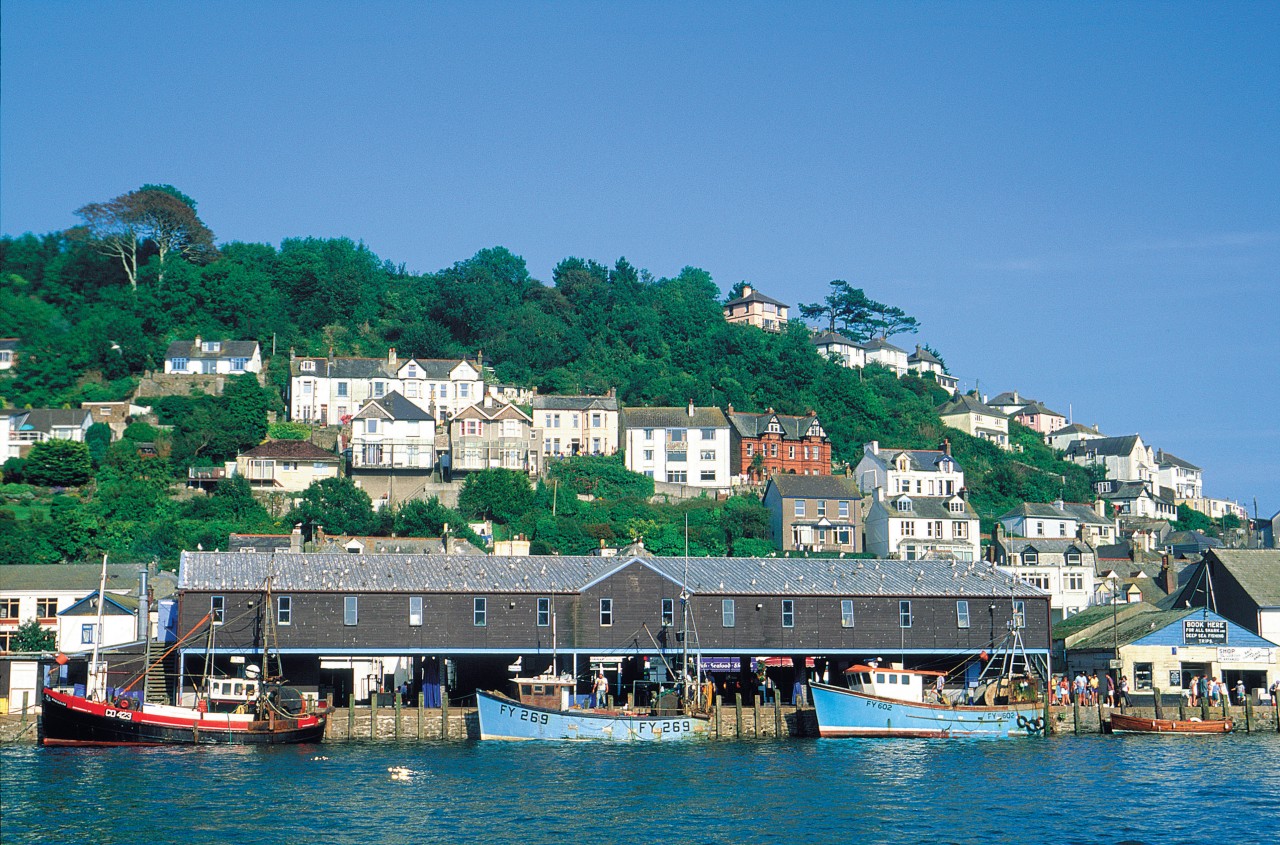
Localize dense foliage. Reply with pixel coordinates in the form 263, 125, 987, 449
0, 187, 1099, 565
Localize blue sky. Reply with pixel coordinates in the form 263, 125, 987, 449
3, 2, 1277, 515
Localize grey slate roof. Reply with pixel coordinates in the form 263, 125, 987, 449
292, 356, 390, 379
239, 440, 338, 460
989, 392, 1035, 407
229, 534, 295, 552
403, 358, 476, 380
725, 288, 789, 308
766, 475, 862, 500
1002, 539, 1094, 556
1048, 422, 1104, 438
884, 494, 978, 520
622, 406, 728, 429
937, 394, 1007, 419
0, 338, 17, 352
880, 449, 959, 473
1000, 502, 1071, 521
531, 395, 619, 412
14, 408, 91, 433
355, 391, 435, 421
178, 551, 1044, 599
165, 339, 259, 360
862, 337, 907, 354
1058, 502, 1113, 527
811, 331, 863, 349
1155, 450, 1201, 471
1065, 435, 1142, 459
1206, 549, 1280, 606
1016, 401, 1065, 418
727, 411, 821, 440
907, 346, 942, 365
0, 564, 175, 598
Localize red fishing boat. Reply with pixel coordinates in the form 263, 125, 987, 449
1108, 712, 1233, 734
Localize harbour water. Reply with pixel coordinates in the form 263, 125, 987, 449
3, 735, 1278, 843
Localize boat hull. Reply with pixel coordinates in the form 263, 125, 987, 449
476, 690, 710, 741
38, 689, 326, 746
810, 682, 1044, 738
1108, 712, 1233, 734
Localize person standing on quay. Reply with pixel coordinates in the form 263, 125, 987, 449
1105, 673, 1115, 708
1089, 672, 1099, 706
1196, 674, 1209, 707
1118, 676, 1132, 707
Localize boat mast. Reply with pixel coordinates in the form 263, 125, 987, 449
550, 582, 557, 677
88, 554, 109, 700
261, 576, 272, 680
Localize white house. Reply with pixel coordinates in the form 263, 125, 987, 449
623, 403, 732, 489
289, 348, 486, 425
864, 491, 981, 561
1094, 479, 1177, 521
862, 337, 909, 376
936, 394, 1010, 450
1156, 450, 1203, 500
1065, 434, 1157, 484
236, 440, 342, 493
811, 331, 867, 369
533, 392, 621, 457
0, 338, 16, 370
997, 500, 1119, 547
350, 391, 438, 473
1045, 423, 1106, 452
3, 408, 94, 458
854, 440, 964, 497
164, 337, 262, 375
991, 531, 1097, 622
56, 591, 141, 655
907, 346, 958, 394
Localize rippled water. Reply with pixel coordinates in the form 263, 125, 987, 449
4, 734, 1279, 844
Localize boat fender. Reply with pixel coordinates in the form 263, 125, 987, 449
114, 697, 134, 711
1188, 717, 1201, 722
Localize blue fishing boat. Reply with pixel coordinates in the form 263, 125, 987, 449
476, 676, 711, 742
810, 664, 1044, 738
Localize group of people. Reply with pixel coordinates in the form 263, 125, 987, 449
1052, 671, 1130, 707
1186, 675, 1248, 707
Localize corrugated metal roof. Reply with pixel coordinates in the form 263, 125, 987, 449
178, 552, 1044, 599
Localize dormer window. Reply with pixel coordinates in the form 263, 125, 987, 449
300, 360, 315, 372
1065, 549, 1081, 565
406, 364, 419, 378
895, 498, 912, 513
202, 341, 221, 353
767, 420, 782, 433
948, 500, 964, 514
1022, 550, 1038, 565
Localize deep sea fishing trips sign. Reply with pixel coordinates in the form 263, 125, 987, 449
1182, 619, 1228, 645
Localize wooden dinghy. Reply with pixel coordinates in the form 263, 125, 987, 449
1108, 711, 1233, 734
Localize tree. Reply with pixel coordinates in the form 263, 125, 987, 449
12, 618, 56, 652
71, 186, 217, 289
24, 440, 93, 486
867, 303, 920, 340
457, 469, 534, 524
287, 477, 377, 537
71, 195, 140, 287
85, 422, 113, 466
798, 280, 877, 338
720, 495, 771, 556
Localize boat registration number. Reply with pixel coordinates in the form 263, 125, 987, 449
104, 708, 134, 721
499, 704, 550, 725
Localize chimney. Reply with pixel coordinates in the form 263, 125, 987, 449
608, 386, 616, 398
442, 523, 451, 555
727, 402, 734, 414
1053, 498, 1065, 511
687, 400, 695, 418
328, 346, 335, 363
289, 347, 296, 362
866, 440, 879, 456
388, 347, 397, 370
1093, 424, 1100, 433
1160, 555, 1176, 594
291, 524, 303, 553
942, 438, 951, 457
742, 284, 753, 297
1094, 498, 1108, 518
476, 349, 484, 368
137, 568, 150, 642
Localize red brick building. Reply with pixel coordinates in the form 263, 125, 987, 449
727, 407, 831, 481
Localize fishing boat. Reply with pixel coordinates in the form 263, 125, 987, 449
39, 562, 326, 747
476, 674, 710, 741
39, 679, 328, 746
1107, 712, 1233, 735
810, 663, 1044, 738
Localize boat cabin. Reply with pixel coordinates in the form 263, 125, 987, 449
511, 676, 577, 711
843, 664, 945, 704
207, 663, 261, 712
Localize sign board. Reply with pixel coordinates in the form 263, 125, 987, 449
699, 657, 760, 673
1182, 619, 1228, 646
1108, 659, 1123, 669
1168, 670, 1182, 688
1217, 647, 1275, 665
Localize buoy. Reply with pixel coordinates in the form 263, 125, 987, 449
55, 653, 69, 666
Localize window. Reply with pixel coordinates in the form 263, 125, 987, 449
1059, 522, 1068, 537
211, 596, 225, 625
782, 600, 794, 628
0, 598, 18, 619
956, 601, 970, 628
899, 600, 912, 628
661, 598, 674, 627
817, 501, 826, 517
277, 596, 292, 626
1065, 550, 1081, 565
1036, 521, 1045, 536
895, 498, 912, 512
700, 450, 715, 461
722, 599, 736, 628
700, 470, 716, 481
36, 597, 57, 618
902, 520, 916, 537
374, 381, 385, 397
948, 500, 964, 513
1022, 551, 1038, 565
1066, 573, 1084, 591
644, 428, 654, 441
794, 500, 806, 518
670, 429, 686, 443
699, 428, 714, 440
746, 443, 754, 457
230, 357, 249, 372
839, 501, 849, 519
841, 600, 855, 628
171, 357, 188, 370
300, 360, 315, 372
643, 449, 654, 461
473, 597, 487, 627
537, 597, 551, 627
458, 383, 470, 398
668, 470, 688, 483
770, 444, 778, 457
337, 382, 349, 398
953, 521, 968, 539
366, 419, 378, 434
1134, 662, 1153, 690
81, 623, 96, 645
410, 596, 424, 626
599, 598, 613, 627
1013, 600, 1025, 629
344, 596, 358, 626
592, 413, 602, 428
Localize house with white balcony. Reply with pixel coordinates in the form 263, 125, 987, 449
723, 285, 790, 332
1094, 479, 1177, 521
864, 491, 981, 561
1065, 434, 1157, 484
811, 331, 866, 369
450, 396, 542, 476
937, 393, 1010, 450
863, 337, 909, 376
907, 346, 958, 394
235, 440, 341, 494
3, 408, 94, 458
1155, 450, 1203, 499
164, 337, 262, 375
1045, 422, 1106, 452
854, 440, 964, 498
623, 404, 732, 489
533, 392, 621, 457
348, 391, 439, 506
